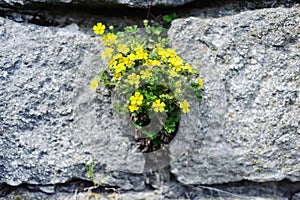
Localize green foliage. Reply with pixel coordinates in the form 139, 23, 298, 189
164, 108, 180, 134
90, 21, 204, 144
164, 119, 176, 133
125, 25, 138, 34
162, 13, 178, 23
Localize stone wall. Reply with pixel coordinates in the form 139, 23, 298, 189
0, 1, 299, 199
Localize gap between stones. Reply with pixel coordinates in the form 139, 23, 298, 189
1, 174, 300, 199
0, 0, 296, 30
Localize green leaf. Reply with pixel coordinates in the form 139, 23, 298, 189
164, 117, 177, 134
163, 13, 178, 23
164, 125, 176, 134
196, 89, 202, 101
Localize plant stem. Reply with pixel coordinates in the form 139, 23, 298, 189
147, 0, 153, 19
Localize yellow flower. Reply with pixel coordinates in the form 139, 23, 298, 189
117, 44, 130, 55
157, 48, 169, 60
129, 104, 139, 112
198, 77, 204, 88
102, 33, 118, 46
156, 43, 162, 48
111, 53, 123, 61
140, 70, 152, 80
101, 47, 114, 59
166, 48, 177, 57
172, 65, 183, 72
93, 22, 105, 35
114, 73, 122, 80
130, 92, 143, 106
127, 73, 140, 86
156, 46, 177, 61
107, 33, 117, 41
90, 78, 98, 91
146, 59, 161, 67
128, 53, 136, 61
134, 45, 144, 53
169, 56, 183, 67
135, 50, 148, 60
121, 57, 134, 68
109, 25, 114, 30
152, 99, 166, 112
109, 60, 117, 69
184, 64, 193, 73
115, 63, 126, 73
175, 80, 181, 87
128, 92, 143, 112
109, 53, 124, 69
180, 100, 190, 113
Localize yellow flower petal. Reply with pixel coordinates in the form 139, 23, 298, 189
90, 78, 98, 91
127, 73, 140, 86
198, 77, 204, 89
180, 100, 190, 113
117, 44, 130, 55
140, 70, 152, 80
101, 47, 114, 59
93, 22, 105, 35
129, 104, 139, 112
152, 99, 165, 112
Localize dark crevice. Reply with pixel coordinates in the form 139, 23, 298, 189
0, 178, 119, 198
197, 179, 300, 199
167, 170, 300, 199
0, 0, 298, 30
3, 177, 300, 199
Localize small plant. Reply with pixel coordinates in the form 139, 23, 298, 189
91, 20, 203, 152
162, 12, 178, 23
86, 160, 96, 186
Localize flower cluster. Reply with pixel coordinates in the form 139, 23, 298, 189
129, 92, 143, 112
91, 21, 203, 128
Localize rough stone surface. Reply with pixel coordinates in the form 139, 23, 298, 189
168, 6, 300, 184
0, 17, 146, 190
0, 0, 193, 8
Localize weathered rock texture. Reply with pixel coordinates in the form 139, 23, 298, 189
0, 0, 193, 8
168, 6, 300, 184
0, 17, 146, 190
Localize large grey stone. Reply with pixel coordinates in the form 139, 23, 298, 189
0, 0, 193, 8
0, 18, 146, 189
168, 6, 300, 184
